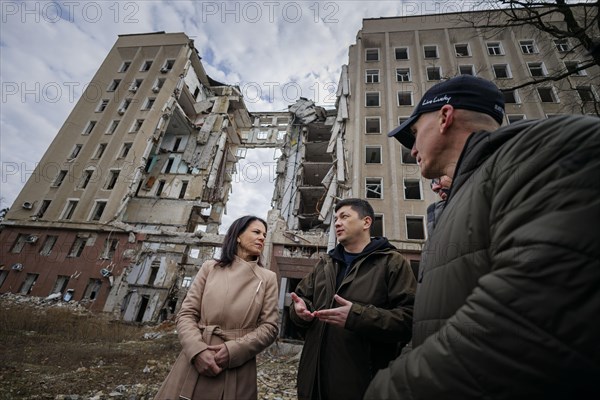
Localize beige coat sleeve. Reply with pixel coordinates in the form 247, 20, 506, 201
175, 261, 213, 363
225, 270, 279, 368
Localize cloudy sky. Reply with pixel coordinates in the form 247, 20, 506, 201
0, 0, 446, 231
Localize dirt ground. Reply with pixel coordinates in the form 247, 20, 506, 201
0, 293, 300, 400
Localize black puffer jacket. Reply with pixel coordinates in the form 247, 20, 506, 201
291, 237, 416, 400
365, 115, 600, 399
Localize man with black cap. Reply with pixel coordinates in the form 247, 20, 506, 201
365, 75, 600, 399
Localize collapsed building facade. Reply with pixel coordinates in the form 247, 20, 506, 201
2, 7, 598, 331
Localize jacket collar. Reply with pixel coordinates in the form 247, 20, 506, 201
328, 236, 395, 264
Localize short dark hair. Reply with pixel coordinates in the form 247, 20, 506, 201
216, 215, 267, 268
334, 198, 375, 220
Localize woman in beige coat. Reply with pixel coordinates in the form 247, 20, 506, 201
155, 215, 279, 400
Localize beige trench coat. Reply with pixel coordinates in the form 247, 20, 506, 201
155, 256, 279, 400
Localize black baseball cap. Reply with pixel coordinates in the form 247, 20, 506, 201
388, 75, 505, 148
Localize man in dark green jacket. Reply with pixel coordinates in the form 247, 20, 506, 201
366, 75, 600, 398
290, 198, 416, 400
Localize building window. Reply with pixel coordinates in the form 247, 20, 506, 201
487, 42, 503, 55
68, 237, 86, 257
79, 170, 94, 189
130, 119, 144, 133
459, 65, 475, 75
119, 61, 131, 72
366, 48, 379, 61
366, 178, 383, 199
365, 146, 382, 164
39, 235, 58, 256
163, 158, 175, 173
83, 279, 102, 300
179, 181, 189, 199
53, 170, 68, 187
507, 114, 525, 124
182, 276, 193, 288
371, 214, 384, 237
106, 120, 120, 134
120, 143, 132, 158
519, 40, 537, 54
162, 59, 175, 72
102, 239, 119, 260
528, 62, 546, 77
565, 61, 586, 76
426, 66, 442, 81
82, 121, 97, 135
156, 180, 166, 197
10, 234, 29, 253
61, 200, 78, 220
118, 98, 131, 114
130, 78, 144, 92
404, 179, 422, 200
493, 64, 511, 79
143, 98, 155, 110
395, 47, 409, 60
401, 146, 417, 164
406, 216, 425, 240
397, 91, 412, 106
538, 87, 558, 103
256, 130, 269, 140
106, 170, 120, 190
107, 79, 121, 92
152, 78, 165, 93
19, 274, 39, 295
396, 68, 411, 82
423, 45, 438, 59
454, 43, 470, 57
554, 39, 570, 52
68, 144, 82, 159
366, 69, 380, 83
576, 86, 596, 102
366, 92, 380, 107
90, 201, 107, 221
140, 60, 153, 72
94, 143, 107, 159
50, 275, 70, 295
36, 200, 51, 218
365, 117, 381, 134
501, 89, 520, 104
96, 99, 109, 112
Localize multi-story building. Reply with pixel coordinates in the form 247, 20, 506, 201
1, 8, 597, 328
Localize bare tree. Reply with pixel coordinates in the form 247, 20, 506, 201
459, 1, 600, 115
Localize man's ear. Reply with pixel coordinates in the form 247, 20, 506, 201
439, 104, 455, 134
363, 216, 373, 231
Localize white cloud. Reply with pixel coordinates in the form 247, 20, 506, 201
0, 0, 421, 218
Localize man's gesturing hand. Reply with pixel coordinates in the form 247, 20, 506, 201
291, 292, 315, 322
314, 294, 352, 328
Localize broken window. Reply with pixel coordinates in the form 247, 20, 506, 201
487, 42, 503, 55
366, 178, 383, 199
90, 201, 107, 221
19, 274, 39, 295
395, 47, 409, 60
96, 99, 109, 112
179, 181, 188, 199
406, 216, 425, 240
528, 62, 546, 77
40, 235, 58, 256
162, 59, 175, 71
82, 121, 97, 135
554, 39, 569, 52
396, 68, 411, 82
426, 66, 441, 81
404, 179, 422, 200
36, 200, 51, 218
53, 170, 68, 187
130, 78, 144, 92
366, 92, 380, 107
156, 180, 166, 197
366, 69, 380, 83
501, 89, 519, 104
10, 234, 29, 253
459, 65, 474, 75
164, 158, 175, 173
83, 278, 102, 300
519, 40, 537, 54
423, 45, 438, 58
454, 43, 470, 57
106, 170, 120, 190
61, 200, 78, 220
143, 98, 156, 110
365, 117, 380, 134
68, 237, 86, 257
140, 60, 153, 72
397, 91, 412, 106
365, 48, 379, 61
94, 143, 107, 159
107, 79, 121, 91
149, 262, 160, 285
51, 275, 70, 295
493, 64, 510, 79
102, 239, 119, 260
365, 146, 382, 164
79, 170, 93, 189
130, 119, 144, 133
538, 87, 557, 103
